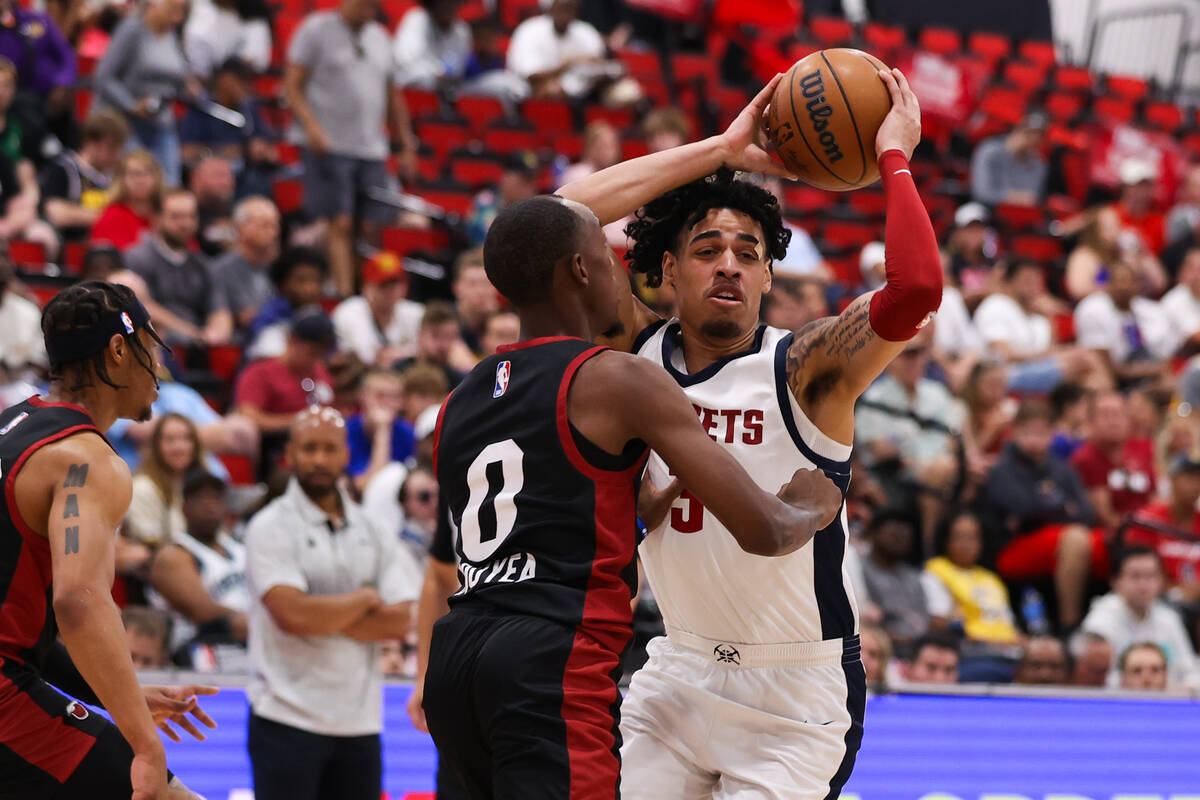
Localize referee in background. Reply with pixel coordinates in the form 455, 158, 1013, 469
245, 406, 419, 800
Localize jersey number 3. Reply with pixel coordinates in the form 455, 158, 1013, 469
460, 439, 525, 562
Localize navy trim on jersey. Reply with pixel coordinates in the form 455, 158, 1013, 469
660, 323, 768, 387
631, 319, 667, 356
824, 640, 866, 800
772, 334, 852, 477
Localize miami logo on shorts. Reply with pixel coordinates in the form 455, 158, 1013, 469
65, 701, 89, 721
494, 360, 511, 398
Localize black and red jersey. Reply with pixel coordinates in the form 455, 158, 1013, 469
0, 397, 108, 671
433, 337, 648, 650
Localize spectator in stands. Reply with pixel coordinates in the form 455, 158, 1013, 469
1074, 261, 1174, 385
246, 246, 328, 360
0, 58, 43, 166
860, 509, 929, 651
1115, 160, 1166, 257
855, 330, 964, 544
1070, 391, 1157, 530
333, 251, 424, 367
1049, 382, 1093, 460
923, 510, 1020, 650
1167, 165, 1200, 248
39, 111, 129, 244
902, 634, 960, 684
962, 359, 1014, 471
975, 260, 1105, 394
0, 255, 45, 378
184, 0, 272, 79
945, 203, 1002, 306
392, 0, 470, 89
558, 121, 621, 186
210, 195, 282, 332
0, 0, 74, 112
507, 0, 623, 102
762, 276, 828, 333
969, 112, 1048, 207
180, 58, 278, 183
236, 310, 336, 436
452, 247, 499, 355
122, 606, 171, 669
1012, 636, 1070, 685
1160, 248, 1200, 355
1119, 641, 1169, 691
478, 309, 520, 356
1071, 631, 1114, 686
125, 413, 206, 548
1127, 455, 1200, 604
464, 16, 505, 81
397, 467, 438, 566
642, 107, 690, 153
190, 155, 238, 256
346, 369, 415, 491
150, 470, 249, 652
0, 91, 51, 254
124, 188, 233, 345
91, 149, 162, 251
979, 398, 1103, 632
380, 638, 407, 677
1066, 205, 1166, 301
393, 300, 468, 390
285, 0, 417, 297
466, 150, 538, 245
760, 176, 833, 282
1081, 546, 1200, 688
860, 625, 892, 690
93, 0, 193, 185
398, 362, 449, 426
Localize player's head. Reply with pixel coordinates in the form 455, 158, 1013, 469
288, 406, 348, 500
41, 281, 165, 421
483, 194, 622, 340
626, 169, 790, 341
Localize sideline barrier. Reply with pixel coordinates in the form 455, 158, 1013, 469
150, 681, 1200, 799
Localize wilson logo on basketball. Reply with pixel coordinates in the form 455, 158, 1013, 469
65, 701, 88, 721
799, 70, 844, 164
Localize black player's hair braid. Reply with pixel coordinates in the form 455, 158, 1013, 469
41, 281, 159, 391
623, 168, 791, 288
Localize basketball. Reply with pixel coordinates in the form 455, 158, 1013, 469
766, 48, 894, 191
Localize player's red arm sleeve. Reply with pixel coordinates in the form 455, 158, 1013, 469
867, 149, 943, 342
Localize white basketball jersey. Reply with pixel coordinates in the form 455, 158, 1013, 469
152, 531, 250, 649
635, 321, 859, 644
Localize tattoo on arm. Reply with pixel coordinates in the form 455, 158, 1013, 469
61, 464, 88, 556
63, 463, 88, 488
784, 297, 879, 404
64, 526, 79, 555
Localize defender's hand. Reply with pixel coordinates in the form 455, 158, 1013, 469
637, 473, 683, 533
875, 68, 921, 160
777, 468, 843, 531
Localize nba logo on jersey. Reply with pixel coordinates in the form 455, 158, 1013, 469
120, 312, 134, 334
0, 412, 27, 436
493, 360, 511, 398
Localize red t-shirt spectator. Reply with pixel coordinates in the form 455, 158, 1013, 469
1070, 438, 1157, 517
1126, 502, 1200, 584
234, 357, 334, 416
1115, 204, 1165, 256
91, 202, 152, 251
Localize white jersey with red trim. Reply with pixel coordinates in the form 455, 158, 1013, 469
635, 320, 859, 645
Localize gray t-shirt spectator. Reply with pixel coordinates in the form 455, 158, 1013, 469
970, 136, 1048, 206
861, 557, 929, 645
93, 16, 189, 127
210, 250, 275, 323
126, 237, 225, 327
288, 12, 392, 160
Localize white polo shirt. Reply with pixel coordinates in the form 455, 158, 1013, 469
245, 478, 419, 736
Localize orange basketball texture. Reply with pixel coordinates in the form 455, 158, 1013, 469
767, 49, 893, 191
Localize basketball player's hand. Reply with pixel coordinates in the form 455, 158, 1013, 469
777, 468, 842, 531
637, 473, 683, 533
131, 748, 169, 800
407, 682, 428, 732
875, 68, 921, 160
143, 685, 219, 742
718, 72, 799, 180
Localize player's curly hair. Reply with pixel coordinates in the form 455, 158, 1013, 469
624, 168, 791, 288
41, 281, 159, 391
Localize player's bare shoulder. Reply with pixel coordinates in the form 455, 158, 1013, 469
14, 433, 131, 537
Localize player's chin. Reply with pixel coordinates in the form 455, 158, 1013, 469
699, 315, 745, 340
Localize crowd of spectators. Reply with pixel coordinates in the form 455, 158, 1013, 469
2, 0, 1200, 709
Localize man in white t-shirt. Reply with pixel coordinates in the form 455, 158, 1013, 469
507, 0, 611, 99
1074, 260, 1173, 384
974, 260, 1105, 392
1160, 247, 1200, 355
332, 251, 425, 366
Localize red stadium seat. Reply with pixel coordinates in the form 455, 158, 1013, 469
521, 98, 573, 136
1052, 312, 1075, 343
381, 0, 417, 28
847, 189, 886, 218
584, 106, 634, 131
993, 203, 1046, 232
1093, 95, 1135, 124
416, 120, 472, 161
451, 157, 504, 189
411, 154, 443, 182
1052, 65, 1094, 92
415, 188, 474, 218
9, 240, 46, 270
617, 48, 662, 83
552, 133, 583, 160
862, 22, 906, 57
206, 344, 243, 383
918, 27, 962, 56
808, 16, 855, 48
821, 220, 876, 251
272, 179, 304, 214
1011, 234, 1063, 262
1045, 91, 1086, 122
402, 88, 441, 119
74, 88, 92, 121
459, 0, 488, 21
218, 454, 255, 486
977, 86, 1028, 125
500, 0, 540, 30
381, 226, 450, 256
1018, 40, 1057, 69
456, 95, 507, 131
967, 32, 1011, 65
1002, 60, 1047, 93
783, 184, 833, 214
712, 0, 800, 31
61, 242, 87, 274
275, 143, 301, 166
482, 126, 540, 155
1145, 101, 1184, 132
273, 13, 305, 67
28, 283, 59, 307
1105, 75, 1148, 102
671, 52, 719, 88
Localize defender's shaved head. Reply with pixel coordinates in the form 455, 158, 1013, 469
483, 195, 589, 306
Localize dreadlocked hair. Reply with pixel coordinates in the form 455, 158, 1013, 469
41, 281, 158, 391
624, 168, 791, 288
